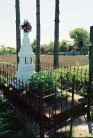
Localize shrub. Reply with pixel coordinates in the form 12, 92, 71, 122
28, 72, 57, 96
0, 123, 12, 137
57, 67, 89, 96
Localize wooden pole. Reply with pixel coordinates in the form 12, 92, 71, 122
15, 0, 21, 66
54, 0, 60, 68
36, 0, 41, 71
87, 26, 93, 121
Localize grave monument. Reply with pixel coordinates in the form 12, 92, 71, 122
12, 20, 35, 89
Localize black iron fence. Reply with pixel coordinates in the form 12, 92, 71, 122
0, 62, 89, 137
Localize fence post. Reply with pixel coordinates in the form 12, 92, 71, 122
0, 64, 1, 84
70, 75, 75, 136
39, 84, 44, 137
6, 64, 8, 85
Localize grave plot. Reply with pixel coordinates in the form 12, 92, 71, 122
2, 84, 86, 130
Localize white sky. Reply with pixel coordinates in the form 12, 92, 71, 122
0, 0, 93, 48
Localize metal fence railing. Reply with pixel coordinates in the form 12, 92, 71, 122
0, 62, 89, 137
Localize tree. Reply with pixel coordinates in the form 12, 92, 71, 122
15, 0, 21, 64
41, 44, 48, 54
54, 0, 60, 68
6, 47, 16, 54
36, 0, 41, 71
31, 39, 36, 53
0, 45, 6, 54
59, 40, 69, 52
69, 28, 89, 50
48, 41, 54, 53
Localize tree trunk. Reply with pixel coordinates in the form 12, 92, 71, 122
36, 0, 41, 71
54, 0, 60, 68
15, 0, 21, 66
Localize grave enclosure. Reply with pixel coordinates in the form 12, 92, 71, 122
0, 0, 93, 135
0, 62, 88, 137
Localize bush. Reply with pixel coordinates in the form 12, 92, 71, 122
28, 72, 57, 96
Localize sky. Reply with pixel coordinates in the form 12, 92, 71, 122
0, 0, 93, 48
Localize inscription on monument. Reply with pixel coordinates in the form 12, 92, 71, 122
25, 65, 32, 71
25, 57, 32, 64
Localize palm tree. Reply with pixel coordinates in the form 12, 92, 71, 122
54, 0, 60, 68
15, 0, 21, 65
36, 0, 41, 71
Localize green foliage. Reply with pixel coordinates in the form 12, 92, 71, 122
0, 95, 34, 137
69, 28, 89, 49
0, 95, 12, 137
0, 123, 12, 136
31, 39, 36, 53
47, 41, 54, 53
59, 40, 69, 52
57, 66, 89, 96
28, 65, 89, 97
41, 44, 48, 54
90, 107, 93, 121
28, 72, 57, 96
31, 40, 54, 54
0, 76, 7, 84
0, 45, 6, 54
6, 47, 16, 54
0, 45, 16, 55
41, 41, 54, 54
0, 94, 4, 106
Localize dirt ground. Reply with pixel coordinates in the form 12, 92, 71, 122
57, 113, 93, 137
0, 55, 89, 67
72, 114, 93, 137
